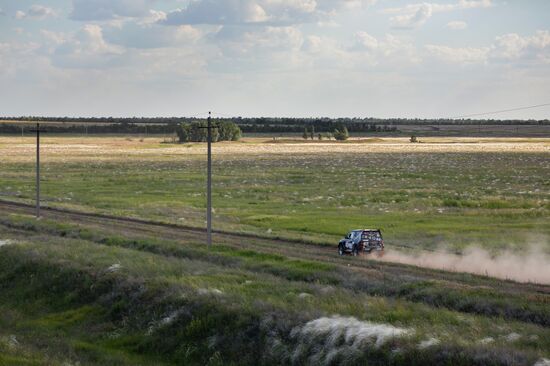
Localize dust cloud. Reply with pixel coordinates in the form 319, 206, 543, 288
372, 244, 550, 285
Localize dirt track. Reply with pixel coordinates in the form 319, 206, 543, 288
1, 199, 549, 297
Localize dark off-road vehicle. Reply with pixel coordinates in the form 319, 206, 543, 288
338, 229, 384, 256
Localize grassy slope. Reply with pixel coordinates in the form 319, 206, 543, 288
0, 213, 549, 365
0, 137, 548, 252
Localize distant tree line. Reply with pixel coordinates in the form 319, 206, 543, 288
0, 116, 548, 135
0, 122, 178, 135
2, 116, 548, 126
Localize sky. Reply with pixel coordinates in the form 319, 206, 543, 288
0, 0, 549, 119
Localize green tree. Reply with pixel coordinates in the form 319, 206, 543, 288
177, 121, 241, 143
176, 124, 190, 143
310, 125, 315, 140
302, 127, 308, 140
218, 121, 242, 141
334, 126, 349, 141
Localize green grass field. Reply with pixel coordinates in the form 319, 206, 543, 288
0, 136, 549, 365
0, 212, 549, 365
1, 136, 548, 252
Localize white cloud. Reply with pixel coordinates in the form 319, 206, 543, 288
163, 0, 376, 26
104, 22, 202, 49
15, 5, 57, 20
265, 0, 317, 14
297, 31, 421, 70
425, 30, 550, 65
137, 10, 168, 26
52, 25, 125, 69
390, 3, 432, 29
353, 32, 418, 62
204, 25, 308, 73
425, 44, 489, 64
41, 30, 67, 45
70, 0, 151, 21
355, 31, 379, 51
301, 35, 325, 53
216, 25, 304, 56
446, 20, 468, 30
316, 0, 377, 11
491, 30, 550, 62
0, 8, 5, 16
383, 0, 493, 29
164, 0, 273, 25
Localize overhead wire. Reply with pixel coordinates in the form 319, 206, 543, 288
450, 103, 550, 119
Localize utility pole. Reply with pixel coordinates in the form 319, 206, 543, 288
198, 112, 219, 249
206, 112, 213, 250
198, 112, 218, 250
35, 123, 41, 218
29, 123, 48, 218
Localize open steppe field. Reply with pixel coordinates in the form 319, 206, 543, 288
0, 136, 549, 365
1, 136, 549, 252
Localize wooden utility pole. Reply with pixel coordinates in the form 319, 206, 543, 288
33, 123, 41, 218
199, 112, 217, 250
37, 124, 40, 217
206, 112, 212, 250
29, 123, 49, 218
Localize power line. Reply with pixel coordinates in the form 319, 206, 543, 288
209, 112, 235, 118
451, 103, 550, 119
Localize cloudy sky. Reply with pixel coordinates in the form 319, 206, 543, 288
0, 0, 549, 119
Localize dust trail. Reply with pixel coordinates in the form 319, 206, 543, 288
371, 244, 550, 285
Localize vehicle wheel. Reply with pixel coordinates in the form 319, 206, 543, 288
352, 246, 358, 256
338, 246, 344, 256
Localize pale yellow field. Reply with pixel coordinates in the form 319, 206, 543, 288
1, 136, 549, 163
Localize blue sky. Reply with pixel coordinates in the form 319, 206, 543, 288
0, 0, 549, 119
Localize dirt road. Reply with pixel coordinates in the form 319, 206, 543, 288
1, 199, 548, 297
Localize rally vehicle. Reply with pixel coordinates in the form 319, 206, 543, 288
338, 229, 384, 256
